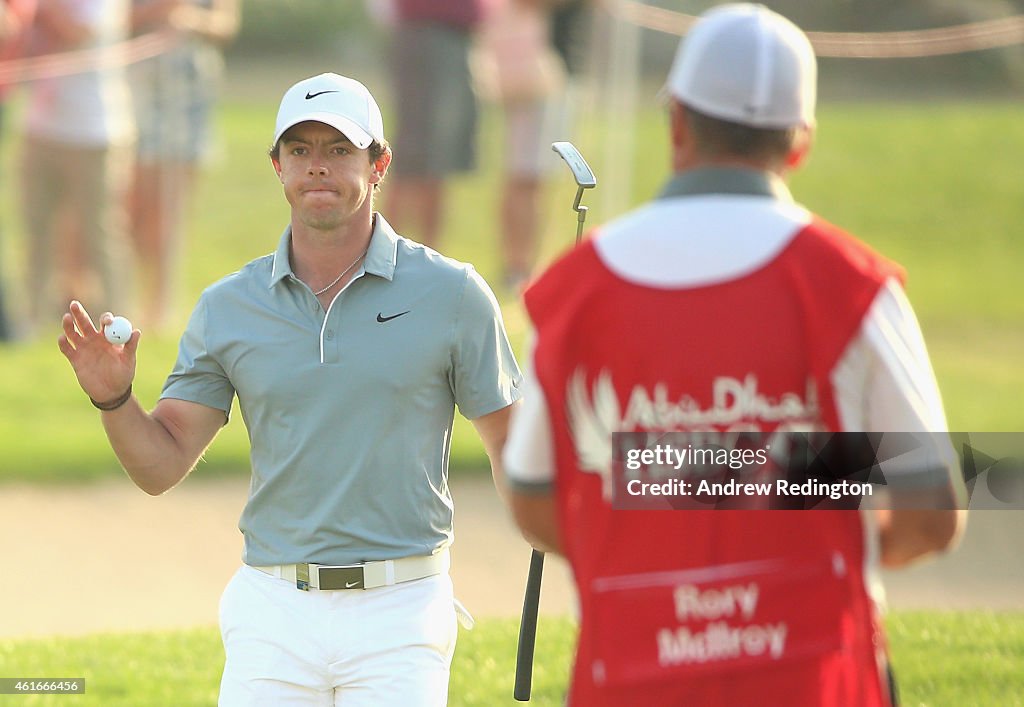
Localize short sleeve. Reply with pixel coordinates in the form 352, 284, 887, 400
832, 278, 959, 486
160, 294, 236, 415
450, 268, 523, 419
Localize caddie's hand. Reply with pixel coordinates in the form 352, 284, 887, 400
57, 301, 139, 404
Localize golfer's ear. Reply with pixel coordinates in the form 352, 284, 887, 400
371, 147, 392, 183
271, 154, 283, 181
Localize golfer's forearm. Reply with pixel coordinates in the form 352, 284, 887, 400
99, 400, 197, 495
473, 403, 516, 504
489, 465, 510, 505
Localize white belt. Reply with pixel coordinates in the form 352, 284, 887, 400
251, 548, 449, 591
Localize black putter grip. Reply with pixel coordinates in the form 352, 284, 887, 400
514, 549, 546, 701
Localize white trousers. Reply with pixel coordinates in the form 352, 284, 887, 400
218, 565, 457, 706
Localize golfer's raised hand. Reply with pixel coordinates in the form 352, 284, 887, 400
58, 300, 139, 405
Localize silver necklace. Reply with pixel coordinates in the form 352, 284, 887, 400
312, 247, 369, 296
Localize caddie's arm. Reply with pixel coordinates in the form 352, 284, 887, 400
505, 484, 561, 555
877, 507, 966, 569
58, 301, 226, 496
850, 280, 968, 567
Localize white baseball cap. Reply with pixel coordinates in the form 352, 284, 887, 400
666, 3, 817, 129
273, 73, 385, 149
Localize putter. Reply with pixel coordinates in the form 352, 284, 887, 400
551, 141, 598, 245
513, 142, 597, 703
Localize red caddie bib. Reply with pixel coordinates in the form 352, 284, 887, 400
525, 216, 904, 707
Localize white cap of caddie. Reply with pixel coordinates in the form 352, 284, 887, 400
273, 73, 385, 149
666, 3, 817, 129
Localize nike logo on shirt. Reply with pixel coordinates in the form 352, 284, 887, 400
377, 311, 410, 323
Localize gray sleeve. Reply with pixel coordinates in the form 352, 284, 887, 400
450, 268, 523, 419
160, 294, 235, 414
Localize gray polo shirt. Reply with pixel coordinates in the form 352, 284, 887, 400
161, 214, 522, 565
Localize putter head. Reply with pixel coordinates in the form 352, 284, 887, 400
552, 141, 597, 189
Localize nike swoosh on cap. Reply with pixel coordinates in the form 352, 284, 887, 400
305, 90, 339, 100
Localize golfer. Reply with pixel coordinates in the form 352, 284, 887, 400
59, 72, 522, 706
502, 5, 965, 706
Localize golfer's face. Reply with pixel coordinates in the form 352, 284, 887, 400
274, 121, 375, 231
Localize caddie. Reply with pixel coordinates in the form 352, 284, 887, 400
59, 72, 522, 706
501, 5, 966, 706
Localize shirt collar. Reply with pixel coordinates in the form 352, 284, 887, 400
657, 167, 793, 202
268, 212, 399, 289
268, 226, 295, 288
363, 213, 399, 281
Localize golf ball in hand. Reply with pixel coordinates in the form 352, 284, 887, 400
104, 316, 133, 345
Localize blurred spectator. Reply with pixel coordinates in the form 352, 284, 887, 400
384, 0, 494, 251
128, 0, 239, 330
550, 0, 589, 78
0, 0, 37, 341
477, 0, 565, 290
19, 0, 135, 335
476, 0, 591, 290
363, 0, 396, 28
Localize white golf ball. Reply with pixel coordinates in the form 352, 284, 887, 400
104, 316, 133, 345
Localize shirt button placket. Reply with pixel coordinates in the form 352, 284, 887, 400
322, 326, 342, 363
